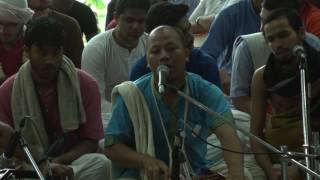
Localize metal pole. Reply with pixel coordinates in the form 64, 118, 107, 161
20, 138, 46, 180
299, 58, 312, 180
280, 146, 289, 180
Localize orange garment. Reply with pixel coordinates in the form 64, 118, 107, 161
299, 1, 320, 37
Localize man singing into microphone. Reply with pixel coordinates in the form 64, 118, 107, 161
250, 8, 320, 180
104, 25, 244, 180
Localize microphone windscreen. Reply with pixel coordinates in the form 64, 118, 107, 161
157, 64, 169, 74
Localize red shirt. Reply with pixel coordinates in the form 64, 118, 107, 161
300, 1, 320, 37
0, 39, 24, 78
0, 69, 104, 151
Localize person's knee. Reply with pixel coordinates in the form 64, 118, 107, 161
85, 153, 110, 169
72, 153, 111, 180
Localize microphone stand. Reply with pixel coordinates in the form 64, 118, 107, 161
171, 131, 192, 180
298, 55, 312, 180
17, 116, 46, 180
171, 132, 181, 180
19, 136, 46, 180
165, 85, 320, 179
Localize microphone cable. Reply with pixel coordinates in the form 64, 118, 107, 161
167, 107, 290, 157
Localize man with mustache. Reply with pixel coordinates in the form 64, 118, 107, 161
82, 0, 150, 126
0, 17, 108, 180
0, 0, 33, 84
130, 2, 221, 88
250, 8, 320, 180
105, 25, 244, 180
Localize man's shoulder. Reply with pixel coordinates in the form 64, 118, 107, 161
239, 32, 264, 42
85, 30, 112, 49
219, 0, 249, 16
76, 69, 98, 85
72, 1, 92, 12
134, 74, 152, 88
133, 73, 152, 86
0, 75, 16, 93
187, 73, 215, 89
187, 73, 225, 102
50, 10, 79, 27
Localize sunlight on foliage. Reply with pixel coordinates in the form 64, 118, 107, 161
84, 0, 106, 9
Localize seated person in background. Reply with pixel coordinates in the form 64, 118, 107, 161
105, 25, 244, 180
298, 0, 320, 37
105, 0, 117, 30
51, 0, 98, 41
250, 8, 320, 180
230, 0, 320, 114
28, 0, 84, 68
200, 0, 262, 94
105, 0, 167, 30
169, 0, 199, 17
189, 0, 226, 34
0, 0, 33, 83
130, 2, 221, 88
82, 0, 150, 126
0, 17, 108, 180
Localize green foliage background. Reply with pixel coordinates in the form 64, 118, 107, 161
82, 0, 108, 34
84, 0, 106, 9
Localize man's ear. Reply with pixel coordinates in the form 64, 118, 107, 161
113, 12, 119, 22
184, 48, 191, 62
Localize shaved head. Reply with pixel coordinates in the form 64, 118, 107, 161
147, 25, 185, 49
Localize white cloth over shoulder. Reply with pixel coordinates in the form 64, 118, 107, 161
111, 81, 155, 180
11, 56, 86, 159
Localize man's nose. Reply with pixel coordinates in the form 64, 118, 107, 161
159, 49, 170, 63
272, 39, 284, 50
44, 54, 58, 65
132, 21, 140, 30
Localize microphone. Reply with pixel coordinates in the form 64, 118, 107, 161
292, 45, 307, 59
157, 65, 170, 94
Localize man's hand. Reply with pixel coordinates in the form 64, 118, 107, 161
41, 162, 74, 180
140, 154, 170, 180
